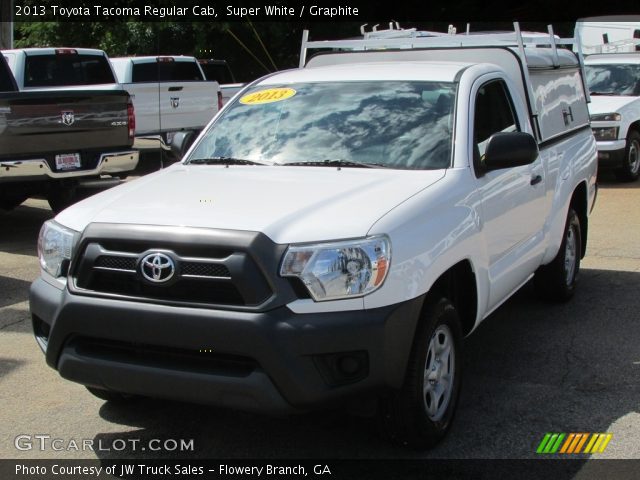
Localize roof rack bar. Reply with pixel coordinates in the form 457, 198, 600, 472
574, 31, 591, 103
299, 30, 578, 67
513, 22, 539, 120
547, 24, 559, 67
299, 29, 309, 68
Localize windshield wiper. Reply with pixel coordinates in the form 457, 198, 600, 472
282, 159, 389, 169
187, 157, 266, 166
589, 91, 617, 96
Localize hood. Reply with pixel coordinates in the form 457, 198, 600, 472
588, 95, 638, 115
57, 164, 445, 244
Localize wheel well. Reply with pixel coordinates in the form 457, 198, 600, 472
628, 121, 640, 137
427, 260, 477, 336
570, 182, 588, 259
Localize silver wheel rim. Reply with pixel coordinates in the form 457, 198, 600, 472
423, 324, 455, 421
564, 224, 577, 286
628, 139, 640, 175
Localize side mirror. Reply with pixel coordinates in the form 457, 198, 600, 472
482, 132, 538, 172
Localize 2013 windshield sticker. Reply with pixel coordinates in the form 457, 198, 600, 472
240, 88, 296, 105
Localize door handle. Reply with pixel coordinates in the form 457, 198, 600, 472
530, 174, 542, 186
168, 86, 183, 92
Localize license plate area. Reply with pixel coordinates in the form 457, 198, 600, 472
55, 153, 81, 170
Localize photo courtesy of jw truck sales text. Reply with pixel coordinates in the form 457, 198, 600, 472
28, 23, 597, 448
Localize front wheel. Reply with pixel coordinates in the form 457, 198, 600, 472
534, 208, 581, 301
615, 130, 640, 182
380, 297, 463, 449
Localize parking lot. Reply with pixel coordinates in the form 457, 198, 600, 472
0, 175, 639, 461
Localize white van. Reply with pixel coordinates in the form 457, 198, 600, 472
575, 16, 640, 54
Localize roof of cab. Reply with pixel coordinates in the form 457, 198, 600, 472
258, 61, 473, 85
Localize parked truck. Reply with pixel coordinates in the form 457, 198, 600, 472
198, 58, 245, 106
30, 24, 597, 448
0, 51, 138, 211
575, 18, 640, 181
109, 55, 219, 162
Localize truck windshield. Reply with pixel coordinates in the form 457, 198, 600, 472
188, 81, 456, 170
24, 54, 115, 87
585, 64, 640, 96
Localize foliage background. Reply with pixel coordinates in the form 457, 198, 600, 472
14, 21, 574, 83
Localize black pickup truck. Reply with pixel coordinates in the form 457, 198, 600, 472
0, 53, 138, 211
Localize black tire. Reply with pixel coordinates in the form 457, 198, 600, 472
615, 130, 640, 182
534, 208, 581, 301
47, 188, 77, 213
380, 297, 463, 449
85, 386, 136, 403
0, 195, 28, 211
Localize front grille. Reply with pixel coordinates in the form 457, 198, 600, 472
182, 262, 230, 278
73, 239, 272, 308
72, 337, 258, 377
95, 255, 136, 271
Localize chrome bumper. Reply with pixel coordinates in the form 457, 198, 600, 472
0, 151, 139, 181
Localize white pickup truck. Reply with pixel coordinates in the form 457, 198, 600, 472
583, 54, 640, 181
30, 25, 597, 449
109, 56, 219, 161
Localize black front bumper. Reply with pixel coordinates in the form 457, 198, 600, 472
597, 147, 625, 169
30, 278, 423, 414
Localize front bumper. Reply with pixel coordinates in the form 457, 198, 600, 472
595, 141, 626, 169
30, 278, 423, 414
0, 150, 139, 181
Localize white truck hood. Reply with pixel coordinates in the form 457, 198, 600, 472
588, 95, 638, 114
57, 165, 445, 244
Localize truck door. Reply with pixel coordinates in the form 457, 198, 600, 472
472, 78, 546, 310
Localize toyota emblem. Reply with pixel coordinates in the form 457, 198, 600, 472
140, 252, 175, 283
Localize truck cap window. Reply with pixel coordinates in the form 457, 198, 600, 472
188, 81, 456, 170
24, 54, 115, 87
586, 64, 640, 96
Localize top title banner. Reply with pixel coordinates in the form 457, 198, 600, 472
10, 0, 640, 22
15, 3, 362, 21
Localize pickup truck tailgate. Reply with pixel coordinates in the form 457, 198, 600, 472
0, 89, 131, 157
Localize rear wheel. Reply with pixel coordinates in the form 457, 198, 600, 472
0, 195, 28, 211
47, 187, 77, 213
534, 208, 581, 301
381, 297, 462, 449
615, 130, 640, 182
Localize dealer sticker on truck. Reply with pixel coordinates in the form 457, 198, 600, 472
240, 88, 297, 105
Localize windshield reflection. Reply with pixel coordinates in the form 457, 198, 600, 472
189, 81, 457, 170
586, 64, 640, 96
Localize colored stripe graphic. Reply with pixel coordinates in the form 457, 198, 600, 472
537, 433, 612, 454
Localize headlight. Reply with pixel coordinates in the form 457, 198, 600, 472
37, 221, 78, 277
280, 236, 391, 301
590, 113, 621, 122
592, 127, 619, 141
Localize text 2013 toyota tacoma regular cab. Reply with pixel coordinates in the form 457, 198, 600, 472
30, 26, 597, 448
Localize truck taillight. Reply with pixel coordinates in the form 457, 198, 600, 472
55, 48, 78, 55
217, 91, 223, 110
127, 100, 135, 139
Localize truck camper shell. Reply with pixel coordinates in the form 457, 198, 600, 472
300, 23, 591, 144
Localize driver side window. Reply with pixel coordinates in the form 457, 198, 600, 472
473, 80, 519, 168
